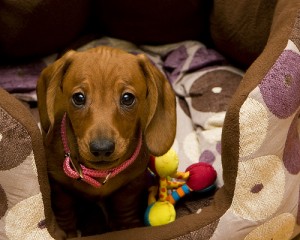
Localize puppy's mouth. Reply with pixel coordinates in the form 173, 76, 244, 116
83, 158, 121, 170
78, 138, 140, 171
74, 131, 142, 170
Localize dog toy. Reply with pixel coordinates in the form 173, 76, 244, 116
144, 149, 217, 226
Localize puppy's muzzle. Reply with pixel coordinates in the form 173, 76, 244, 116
89, 139, 115, 157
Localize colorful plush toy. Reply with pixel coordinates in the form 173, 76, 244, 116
144, 149, 217, 226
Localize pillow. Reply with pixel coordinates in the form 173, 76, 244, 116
0, 0, 91, 60
93, 0, 212, 45
210, 0, 277, 68
0, 88, 64, 239
207, 0, 300, 238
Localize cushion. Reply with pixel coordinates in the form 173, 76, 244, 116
0, 88, 64, 239
93, 0, 212, 45
0, 0, 91, 60
210, 0, 277, 68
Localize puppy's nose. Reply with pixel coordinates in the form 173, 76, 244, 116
89, 139, 115, 157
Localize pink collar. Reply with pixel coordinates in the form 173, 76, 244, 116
61, 113, 142, 188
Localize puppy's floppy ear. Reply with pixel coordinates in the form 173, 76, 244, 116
37, 50, 76, 145
138, 54, 176, 156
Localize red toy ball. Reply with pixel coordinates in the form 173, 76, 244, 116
186, 162, 217, 191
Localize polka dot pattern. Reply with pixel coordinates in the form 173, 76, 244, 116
189, 70, 242, 112
183, 132, 201, 163
231, 155, 285, 221
239, 98, 268, 158
250, 183, 263, 194
204, 112, 226, 129
211, 87, 222, 94
199, 150, 215, 164
163, 41, 242, 189
178, 96, 191, 118
216, 142, 221, 154
283, 112, 300, 174
0, 109, 32, 170
214, 40, 300, 238
38, 219, 47, 229
5, 193, 53, 240
188, 47, 226, 71
164, 45, 188, 83
0, 105, 55, 239
244, 213, 295, 240
259, 50, 300, 119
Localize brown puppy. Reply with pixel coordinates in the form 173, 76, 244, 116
37, 46, 176, 237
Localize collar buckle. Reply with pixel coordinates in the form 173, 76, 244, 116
68, 154, 83, 179
102, 172, 112, 185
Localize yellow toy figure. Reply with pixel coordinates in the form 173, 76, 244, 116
144, 149, 217, 226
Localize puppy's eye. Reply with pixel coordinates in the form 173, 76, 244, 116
120, 92, 135, 107
72, 92, 86, 107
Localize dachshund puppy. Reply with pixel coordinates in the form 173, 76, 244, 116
37, 46, 176, 237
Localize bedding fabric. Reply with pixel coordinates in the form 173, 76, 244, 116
0, 88, 64, 239
1, 0, 300, 238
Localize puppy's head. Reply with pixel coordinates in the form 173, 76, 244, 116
37, 46, 176, 170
